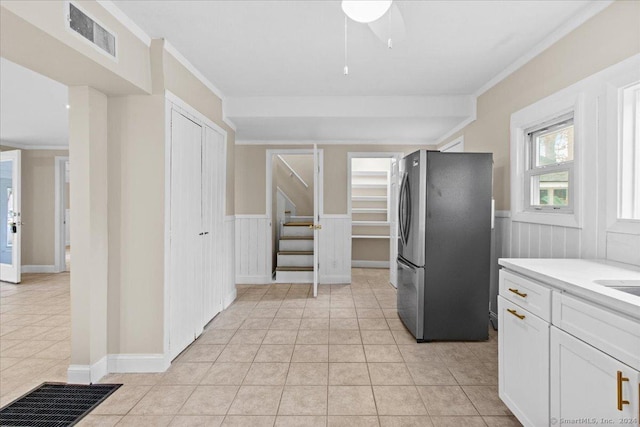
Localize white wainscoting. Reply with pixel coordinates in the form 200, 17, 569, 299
319, 215, 352, 284
494, 214, 583, 260
223, 216, 237, 306
235, 215, 271, 284
606, 232, 640, 266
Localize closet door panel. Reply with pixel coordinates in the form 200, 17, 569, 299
201, 126, 225, 327
170, 110, 203, 360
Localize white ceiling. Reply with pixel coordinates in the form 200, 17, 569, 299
0, 1, 602, 148
115, 0, 593, 97
0, 57, 68, 149
112, 0, 596, 144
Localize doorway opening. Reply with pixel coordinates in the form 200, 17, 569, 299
55, 157, 70, 272
270, 153, 315, 283
348, 153, 402, 287
266, 149, 323, 292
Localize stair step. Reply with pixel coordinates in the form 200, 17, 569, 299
280, 236, 313, 240
284, 222, 313, 226
276, 266, 313, 271
278, 251, 313, 255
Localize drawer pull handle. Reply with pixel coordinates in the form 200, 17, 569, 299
508, 288, 528, 298
617, 371, 629, 411
507, 309, 525, 320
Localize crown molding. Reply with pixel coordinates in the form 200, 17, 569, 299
163, 40, 226, 101
474, 0, 614, 98
236, 139, 436, 147
1, 141, 68, 151
97, 0, 152, 47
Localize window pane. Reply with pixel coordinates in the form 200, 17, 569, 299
531, 171, 569, 207
535, 124, 574, 167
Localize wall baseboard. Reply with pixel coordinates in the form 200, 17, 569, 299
224, 289, 237, 309
235, 275, 272, 285
319, 275, 351, 284
22, 265, 57, 273
107, 354, 169, 373
352, 260, 390, 268
67, 355, 107, 384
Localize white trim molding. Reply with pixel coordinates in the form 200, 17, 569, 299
237, 139, 435, 147
67, 355, 107, 384
107, 354, 168, 373
510, 89, 585, 229
164, 41, 226, 101
97, 0, 152, 46
0, 141, 68, 150
439, 135, 465, 152
474, 1, 614, 98
352, 260, 390, 268
21, 265, 57, 273
54, 156, 69, 273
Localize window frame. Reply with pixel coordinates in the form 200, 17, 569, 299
510, 92, 584, 229
524, 115, 575, 213
605, 74, 640, 236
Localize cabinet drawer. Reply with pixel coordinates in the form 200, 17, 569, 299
499, 270, 552, 322
552, 292, 640, 371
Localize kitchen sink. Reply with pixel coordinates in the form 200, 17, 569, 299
593, 279, 640, 287
609, 286, 640, 297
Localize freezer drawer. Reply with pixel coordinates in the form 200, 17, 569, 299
397, 257, 424, 341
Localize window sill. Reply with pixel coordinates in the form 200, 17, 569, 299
512, 210, 581, 229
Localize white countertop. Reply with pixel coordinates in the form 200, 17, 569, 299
498, 258, 640, 320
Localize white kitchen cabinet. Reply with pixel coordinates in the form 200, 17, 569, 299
550, 326, 640, 427
498, 259, 640, 427
498, 295, 550, 427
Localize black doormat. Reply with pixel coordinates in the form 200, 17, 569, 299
0, 382, 122, 427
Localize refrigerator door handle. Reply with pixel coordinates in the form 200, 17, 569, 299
402, 175, 411, 244
397, 256, 415, 270
398, 173, 407, 246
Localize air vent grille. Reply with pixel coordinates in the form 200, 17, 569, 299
68, 3, 116, 58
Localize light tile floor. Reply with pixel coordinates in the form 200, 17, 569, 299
0, 273, 71, 406
1, 269, 522, 426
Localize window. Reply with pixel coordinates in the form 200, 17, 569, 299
618, 82, 640, 220
525, 115, 574, 212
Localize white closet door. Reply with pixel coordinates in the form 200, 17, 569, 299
170, 109, 203, 360
201, 125, 225, 326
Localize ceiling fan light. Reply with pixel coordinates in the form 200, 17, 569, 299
341, 0, 392, 24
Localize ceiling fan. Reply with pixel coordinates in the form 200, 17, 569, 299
342, 0, 407, 48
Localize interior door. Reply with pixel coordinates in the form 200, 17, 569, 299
0, 150, 21, 284
389, 157, 399, 288
313, 144, 319, 297
170, 109, 203, 359
201, 125, 225, 327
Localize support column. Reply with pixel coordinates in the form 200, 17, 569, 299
67, 86, 109, 384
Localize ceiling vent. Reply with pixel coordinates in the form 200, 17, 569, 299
67, 2, 117, 58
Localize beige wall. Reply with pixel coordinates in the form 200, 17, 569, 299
438, 0, 640, 211
353, 239, 389, 262
0, 146, 68, 266
1, 1, 151, 95
69, 85, 108, 367
162, 46, 236, 216
107, 95, 166, 354
235, 144, 434, 215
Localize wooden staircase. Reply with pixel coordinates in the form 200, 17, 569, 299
275, 217, 314, 283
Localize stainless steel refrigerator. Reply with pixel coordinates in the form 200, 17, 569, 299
397, 150, 493, 342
